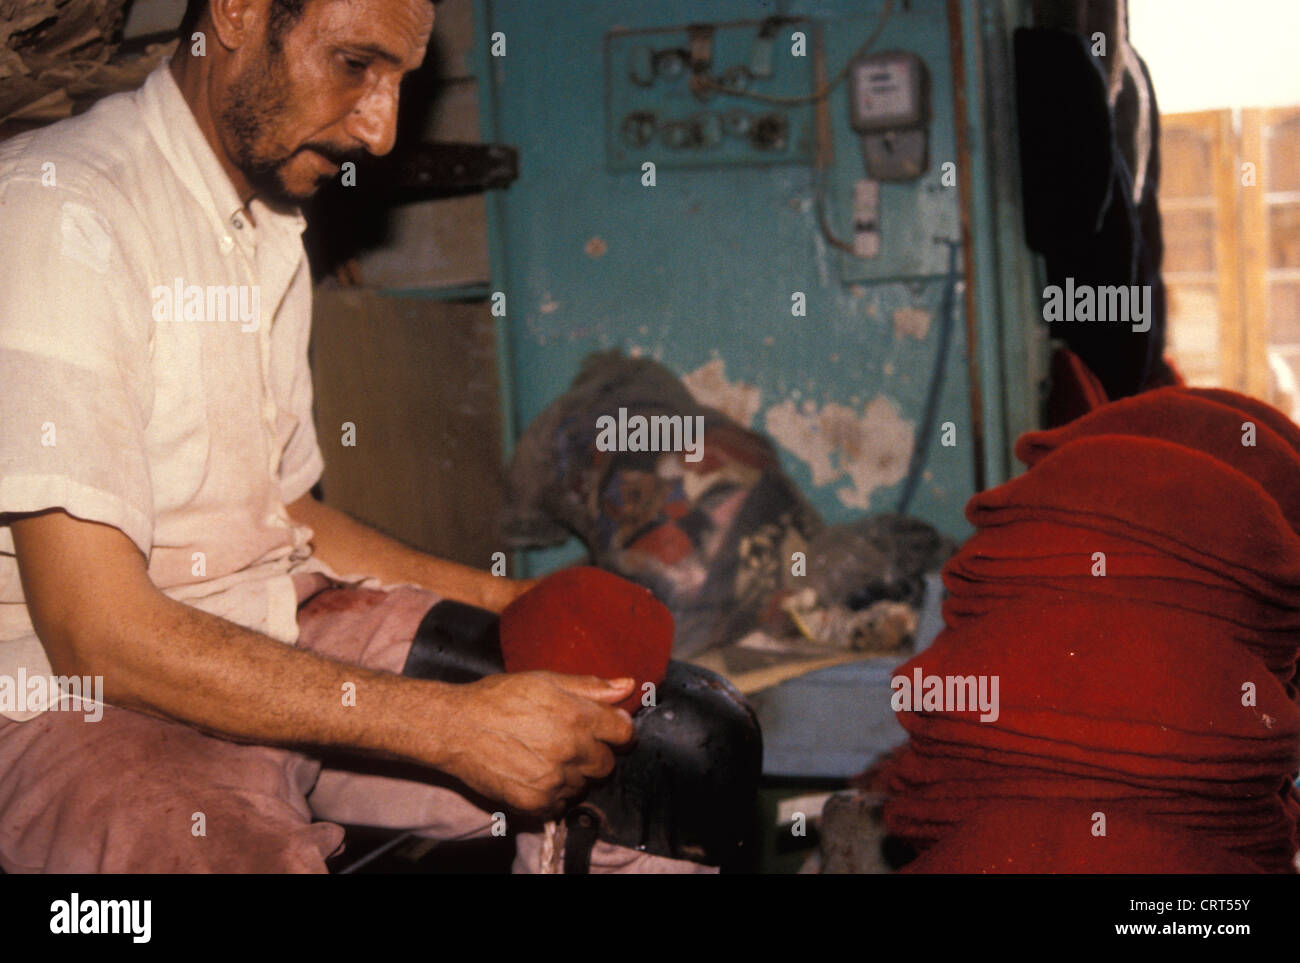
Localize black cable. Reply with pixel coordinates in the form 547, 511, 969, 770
896, 237, 961, 515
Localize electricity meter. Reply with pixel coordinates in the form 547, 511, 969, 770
848, 50, 930, 180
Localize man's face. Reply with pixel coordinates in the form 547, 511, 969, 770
218, 0, 434, 206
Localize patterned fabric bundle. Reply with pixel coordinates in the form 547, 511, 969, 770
501, 351, 823, 657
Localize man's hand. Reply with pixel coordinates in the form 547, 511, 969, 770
285, 494, 538, 614
432, 672, 637, 815
12, 507, 632, 816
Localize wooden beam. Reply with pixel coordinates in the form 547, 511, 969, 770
1239, 108, 1269, 396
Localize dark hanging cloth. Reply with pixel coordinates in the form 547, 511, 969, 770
1014, 27, 1167, 401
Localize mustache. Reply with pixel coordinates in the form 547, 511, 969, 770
296, 142, 369, 166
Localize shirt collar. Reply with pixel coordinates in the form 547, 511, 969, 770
137, 60, 307, 240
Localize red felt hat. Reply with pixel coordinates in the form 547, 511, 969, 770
899, 800, 1268, 874
499, 566, 673, 714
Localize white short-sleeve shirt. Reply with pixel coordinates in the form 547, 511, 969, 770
0, 62, 360, 721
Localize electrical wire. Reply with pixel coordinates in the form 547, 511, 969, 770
896, 237, 962, 515
697, 0, 896, 106
814, 167, 856, 253
336, 819, 499, 874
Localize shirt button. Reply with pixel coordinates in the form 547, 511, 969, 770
232, 214, 245, 230
219, 235, 235, 254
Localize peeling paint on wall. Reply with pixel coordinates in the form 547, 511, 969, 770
892, 305, 932, 340
764, 395, 914, 510
682, 358, 762, 428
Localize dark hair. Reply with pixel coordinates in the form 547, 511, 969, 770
178, 0, 310, 50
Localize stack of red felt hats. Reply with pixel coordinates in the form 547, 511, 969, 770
880, 388, 1300, 873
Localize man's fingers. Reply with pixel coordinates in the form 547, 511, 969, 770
457, 671, 640, 814
540, 673, 639, 745
549, 748, 614, 812
579, 742, 617, 780
588, 676, 637, 705
546, 672, 636, 703
591, 704, 636, 747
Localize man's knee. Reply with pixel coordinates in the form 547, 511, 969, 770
0, 709, 340, 873
5, 771, 343, 873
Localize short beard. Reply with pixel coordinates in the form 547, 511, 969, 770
220, 45, 306, 209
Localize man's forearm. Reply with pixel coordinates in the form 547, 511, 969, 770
286, 494, 522, 613
13, 509, 633, 816
84, 591, 457, 767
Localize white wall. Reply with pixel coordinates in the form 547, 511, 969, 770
1129, 0, 1300, 112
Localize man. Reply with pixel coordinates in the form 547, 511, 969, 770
0, 0, 696, 873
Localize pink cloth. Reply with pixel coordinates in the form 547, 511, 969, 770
0, 574, 714, 874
